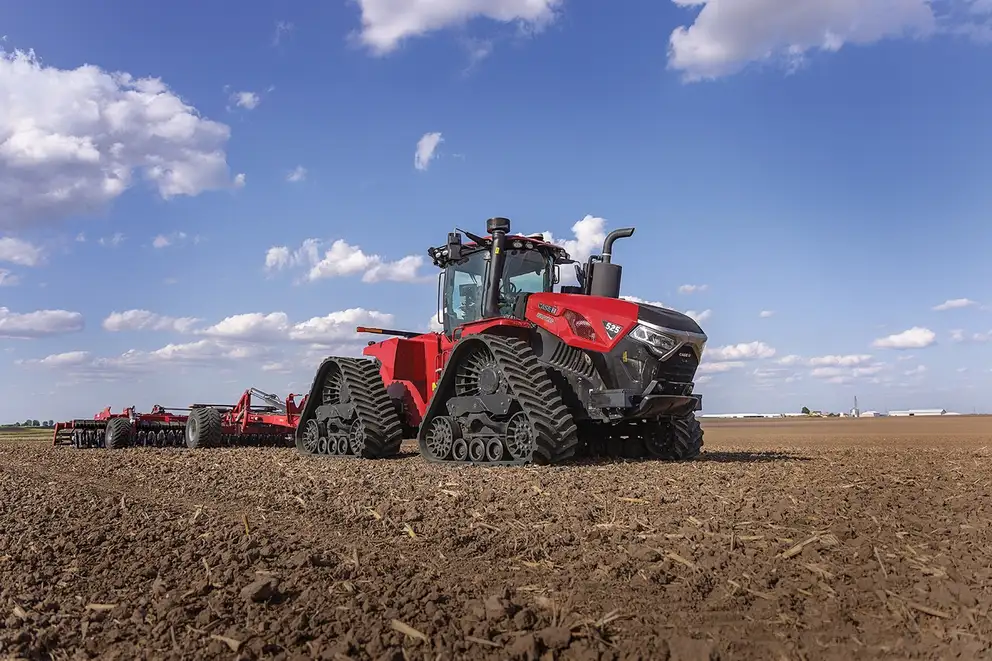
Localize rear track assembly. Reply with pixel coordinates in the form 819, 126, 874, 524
297, 357, 404, 459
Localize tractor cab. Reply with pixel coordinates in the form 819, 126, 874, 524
428, 220, 572, 335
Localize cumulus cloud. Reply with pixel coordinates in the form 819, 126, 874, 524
621, 295, 667, 308
759, 310, 775, 318
21, 308, 393, 381
18, 339, 274, 381
705, 341, 776, 361
414, 132, 443, 170
0, 48, 240, 230
678, 283, 708, 294
872, 326, 936, 349
933, 297, 978, 311
102, 310, 200, 333
286, 165, 307, 182
353, 0, 562, 54
264, 238, 425, 283
100, 307, 395, 347
0, 307, 84, 339
685, 309, 712, 324
807, 354, 873, 367
540, 215, 607, 263
666, 0, 992, 81
0, 237, 44, 266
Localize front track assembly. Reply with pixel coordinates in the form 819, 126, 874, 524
418, 335, 579, 466
296, 357, 404, 459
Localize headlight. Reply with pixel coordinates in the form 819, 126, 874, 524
629, 324, 678, 356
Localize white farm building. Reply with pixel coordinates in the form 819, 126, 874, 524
888, 408, 947, 417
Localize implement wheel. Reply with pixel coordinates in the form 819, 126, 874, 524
185, 407, 223, 449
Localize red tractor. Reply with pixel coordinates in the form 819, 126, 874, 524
294, 217, 707, 465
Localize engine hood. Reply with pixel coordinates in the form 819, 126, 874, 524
636, 303, 706, 336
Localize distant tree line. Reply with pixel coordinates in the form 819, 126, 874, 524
1, 420, 55, 428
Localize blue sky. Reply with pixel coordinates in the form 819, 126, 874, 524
2, 0, 991, 422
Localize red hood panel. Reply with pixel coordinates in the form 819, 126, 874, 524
525, 292, 641, 352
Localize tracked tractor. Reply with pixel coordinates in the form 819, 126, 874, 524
295, 217, 708, 465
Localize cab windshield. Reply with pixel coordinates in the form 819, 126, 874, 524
441, 248, 552, 334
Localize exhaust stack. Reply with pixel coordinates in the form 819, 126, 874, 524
588, 227, 635, 299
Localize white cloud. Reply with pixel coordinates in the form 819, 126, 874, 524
0, 237, 44, 266
951, 328, 991, 343
704, 341, 776, 361
19, 339, 273, 381
152, 231, 188, 249
621, 295, 667, 308
759, 310, 775, 318
427, 313, 444, 333
414, 132, 443, 170
776, 354, 803, 366
353, 0, 562, 54
100, 307, 395, 347
233, 173, 246, 188
697, 360, 744, 374
811, 364, 884, 379
75, 232, 86, 243
540, 214, 606, 263
904, 365, 927, 376
667, 0, 941, 81
20, 307, 396, 382
0, 269, 19, 286
231, 91, 260, 110
0, 48, 238, 231
0, 307, 84, 339
872, 326, 936, 349
932, 297, 978, 311
264, 238, 425, 283
678, 283, 708, 294
685, 309, 712, 324
287, 165, 307, 182
102, 310, 200, 333
807, 354, 873, 367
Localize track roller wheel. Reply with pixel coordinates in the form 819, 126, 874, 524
484, 438, 504, 462
451, 438, 468, 461
104, 418, 132, 450
468, 438, 486, 463
185, 407, 222, 449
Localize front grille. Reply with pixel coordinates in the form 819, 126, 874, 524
656, 346, 699, 382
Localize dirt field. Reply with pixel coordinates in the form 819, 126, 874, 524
1, 416, 990, 660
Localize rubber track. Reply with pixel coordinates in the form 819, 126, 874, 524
301, 357, 404, 459
421, 335, 579, 466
